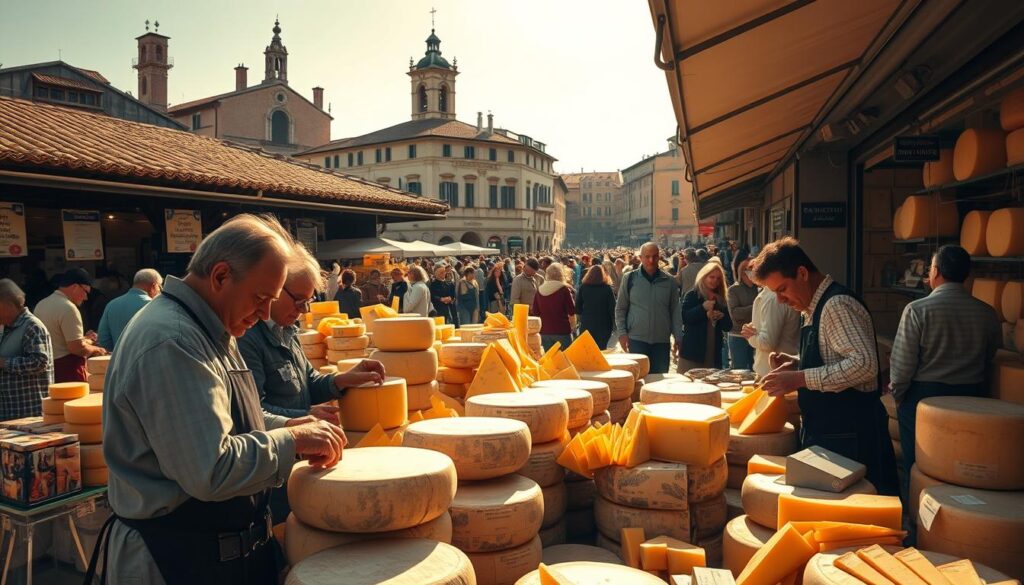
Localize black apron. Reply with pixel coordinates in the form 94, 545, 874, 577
86, 291, 277, 585
797, 281, 899, 496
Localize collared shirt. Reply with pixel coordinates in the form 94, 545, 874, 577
33, 290, 83, 359
889, 283, 1001, 402
0, 309, 53, 420
747, 288, 801, 376
802, 276, 879, 393
97, 287, 152, 351
510, 273, 544, 307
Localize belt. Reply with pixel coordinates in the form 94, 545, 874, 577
217, 511, 273, 562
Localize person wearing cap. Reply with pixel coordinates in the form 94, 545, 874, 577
33, 268, 108, 382
0, 279, 54, 420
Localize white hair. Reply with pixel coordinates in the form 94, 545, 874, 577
133, 268, 163, 286
0, 279, 25, 309
289, 242, 327, 293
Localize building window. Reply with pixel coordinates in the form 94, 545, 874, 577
672, 180, 680, 196
141, 77, 147, 96
500, 186, 515, 209
191, 112, 201, 130
672, 208, 679, 221
357, 151, 363, 165
333, 155, 339, 168
375, 148, 382, 163
489, 185, 499, 208
324, 156, 330, 168
606, 206, 611, 215
464, 146, 475, 159
408, 181, 422, 195
418, 85, 427, 112
465, 183, 475, 208
507, 150, 514, 163
443, 144, 452, 158
348, 153, 354, 167
270, 110, 289, 144
439, 85, 448, 112
440, 181, 459, 207
596, 208, 602, 217
385, 147, 392, 162
408, 144, 417, 159
489, 148, 497, 161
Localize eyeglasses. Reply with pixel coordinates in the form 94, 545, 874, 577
282, 287, 313, 312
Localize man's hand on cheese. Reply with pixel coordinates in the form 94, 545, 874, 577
288, 419, 348, 469
334, 358, 386, 390
760, 368, 806, 397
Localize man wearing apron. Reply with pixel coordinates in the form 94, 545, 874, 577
755, 237, 898, 496
90, 215, 349, 585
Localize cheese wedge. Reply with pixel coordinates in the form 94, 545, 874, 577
564, 330, 612, 371
856, 544, 928, 585
735, 523, 816, 585
738, 393, 788, 435
893, 547, 953, 585
776, 493, 902, 531
834, 551, 896, 585
621, 527, 646, 569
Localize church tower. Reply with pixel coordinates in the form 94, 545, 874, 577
264, 18, 288, 84
408, 28, 458, 121
133, 20, 172, 111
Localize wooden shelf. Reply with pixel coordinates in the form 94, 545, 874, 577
888, 285, 928, 298
915, 163, 1024, 194
893, 237, 957, 245
971, 256, 1024, 263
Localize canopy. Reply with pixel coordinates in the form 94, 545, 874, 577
440, 241, 500, 256
315, 237, 453, 260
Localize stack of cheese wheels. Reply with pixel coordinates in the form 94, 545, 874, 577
403, 417, 539, 585
912, 396, 1024, 578
64, 393, 106, 486
326, 321, 369, 363
307, 300, 340, 328
298, 330, 329, 370
739, 472, 876, 532
437, 342, 487, 402
86, 356, 110, 393
640, 379, 721, 408
1005, 88, 1024, 166
922, 147, 955, 187
898, 194, 960, 239
466, 391, 571, 547
578, 370, 632, 427
954, 127, 1007, 180
527, 316, 542, 358
515, 561, 665, 584
802, 546, 1015, 585
532, 380, 610, 435
725, 403, 798, 491
285, 538, 474, 585
44, 382, 88, 426
338, 376, 409, 445
284, 447, 457, 566
986, 207, 1024, 258
603, 357, 640, 423
370, 317, 438, 413
612, 352, 651, 401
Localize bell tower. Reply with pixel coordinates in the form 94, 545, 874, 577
408, 23, 458, 121
133, 20, 172, 111
264, 18, 288, 84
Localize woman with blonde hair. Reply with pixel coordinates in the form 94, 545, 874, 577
679, 262, 732, 370
531, 262, 577, 349
403, 265, 432, 317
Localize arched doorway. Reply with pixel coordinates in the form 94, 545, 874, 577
487, 236, 502, 252
270, 110, 289, 144
418, 85, 428, 112
438, 235, 454, 245
439, 85, 448, 113
461, 232, 483, 247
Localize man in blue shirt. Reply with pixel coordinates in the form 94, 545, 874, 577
97, 268, 162, 350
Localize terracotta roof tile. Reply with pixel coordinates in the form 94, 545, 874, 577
300, 118, 522, 155
32, 73, 103, 93
0, 97, 448, 216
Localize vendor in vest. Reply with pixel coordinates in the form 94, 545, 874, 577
755, 237, 898, 496
94, 215, 350, 585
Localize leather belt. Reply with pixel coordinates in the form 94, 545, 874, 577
217, 511, 272, 562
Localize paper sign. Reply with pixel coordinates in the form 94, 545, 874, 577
61, 209, 103, 261
165, 209, 202, 253
919, 493, 941, 531
296, 219, 318, 252
0, 202, 27, 257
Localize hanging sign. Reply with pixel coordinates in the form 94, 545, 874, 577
800, 202, 847, 228
296, 219, 318, 252
893, 136, 941, 162
165, 209, 203, 253
0, 202, 27, 258
61, 209, 103, 261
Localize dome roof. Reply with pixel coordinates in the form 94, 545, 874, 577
415, 29, 451, 70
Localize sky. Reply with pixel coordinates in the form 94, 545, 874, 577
0, 0, 678, 174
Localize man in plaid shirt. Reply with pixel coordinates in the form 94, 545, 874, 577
0, 279, 53, 420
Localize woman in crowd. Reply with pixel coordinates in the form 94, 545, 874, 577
576, 264, 616, 349
456, 266, 480, 325
531, 262, 576, 349
679, 262, 732, 370
429, 265, 458, 325
726, 255, 758, 369
333, 269, 362, 319
485, 262, 506, 315
403, 266, 432, 317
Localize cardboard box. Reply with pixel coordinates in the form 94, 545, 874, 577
691, 567, 737, 585
1, 432, 81, 506
786, 445, 866, 493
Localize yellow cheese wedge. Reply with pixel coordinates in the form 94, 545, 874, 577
857, 544, 928, 585
986, 208, 1024, 257
747, 454, 786, 475
776, 493, 902, 531
553, 365, 581, 380
564, 330, 612, 371
621, 527, 646, 569
738, 393, 788, 435
834, 551, 896, 585
513, 304, 530, 351
466, 348, 520, 399
49, 382, 88, 400
727, 389, 763, 425
893, 547, 953, 585
936, 559, 984, 585
735, 523, 816, 585
63, 393, 102, 424
954, 128, 1007, 180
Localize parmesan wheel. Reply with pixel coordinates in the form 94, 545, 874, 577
1008, 127, 1024, 165
961, 209, 993, 256
593, 496, 690, 543
922, 148, 955, 187
723, 515, 774, 576
465, 392, 569, 444
640, 379, 721, 407
369, 350, 438, 386
916, 396, 1024, 489
607, 398, 632, 424
83, 466, 108, 486
605, 356, 640, 381
49, 382, 88, 400
802, 547, 1013, 585
373, 317, 436, 351
331, 323, 366, 338
565, 478, 597, 511
900, 194, 959, 239
538, 518, 566, 547
450, 475, 544, 552
81, 444, 105, 469
63, 393, 102, 424
740, 473, 876, 530
515, 561, 665, 585
297, 330, 324, 346
287, 447, 456, 533
726, 423, 798, 466
519, 437, 567, 487
578, 370, 634, 401
302, 343, 327, 360
541, 482, 567, 529
541, 545, 623, 566
283, 512, 453, 566
1001, 281, 1024, 323
954, 127, 1008, 180
532, 379, 611, 414
408, 380, 439, 411
644, 372, 689, 384
338, 376, 408, 432
465, 535, 542, 585
403, 417, 531, 480
614, 353, 651, 378
525, 387, 593, 428
63, 422, 102, 444
594, 456, 727, 510
327, 349, 367, 362
437, 366, 475, 385
986, 207, 1024, 257
1000, 88, 1024, 132
893, 205, 908, 240
326, 335, 370, 351
691, 492, 728, 538
86, 355, 110, 375
439, 343, 488, 369
284, 538, 474, 585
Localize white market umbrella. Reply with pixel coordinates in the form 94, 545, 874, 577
440, 241, 500, 256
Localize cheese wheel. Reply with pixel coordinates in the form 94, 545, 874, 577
83, 466, 108, 486
691, 492, 728, 538
538, 517, 566, 547
740, 473, 877, 530
723, 515, 774, 576
1000, 281, 1024, 323
532, 380, 611, 414
954, 128, 1007, 180
541, 482, 567, 529
527, 316, 541, 334
640, 380, 721, 407
643, 402, 730, 467
725, 487, 743, 520
42, 413, 63, 424
594, 456, 727, 510
1008, 127, 1024, 165
465, 535, 542, 585
407, 380, 439, 411
972, 278, 1008, 317
594, 496, 689, 543
338, 376, 408, 432
302, 343, 327, 359
450, 475, 544, 552
802, 547, 1014, 585
403, 417, 531, 480
961, 210, 993, 256
297, 330, 324, 346
63, 422, 102, 444
726, 423, 798, 466
368, 350, 438, 386
987, 207, 1024, 257
437, 366, 475, 385
916, 396, 1024, 489
81, 443, 105, 469
331, 323, 366, 338
1001, 88, 1024, 132
526, 387, 593, 428
908, 465, 947, 524
438, 382, 468, 399
465, 392, 569, 444
541, 545, 623, 566
49, 382, 88, 400
992, 359, 1024, 405
283, 511, 452, 566
328, 349, 368, 362
373, 317, 436, 351
309, 300, 339, 315
335, 358, 362, 372
288, 447, 455, 533
515, 561, 665, 585
605, 356, 640, 381
614, 353, 651, 378
519, 437, 567, 487
917, 484, 1024, 578
63, 393, 102, 424
900, 195, 960, 238
41, 397, 68, 415
922, 148, 955, 187
284, 537, 474, 585
632, 379, 644, 402
86, 355, 110, 375
578, 370, 634, 401
326, 335, 370, 351
590, 411, 610, 426
565, 478, 596, 511
439, 343, 488, 369
607, 398, 631, 424
893, 205, 908, 240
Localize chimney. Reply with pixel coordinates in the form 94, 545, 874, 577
487, 112, 493, 134
313, 86, 324, 110
235, 64, 248, 92
477, 112, 483, 132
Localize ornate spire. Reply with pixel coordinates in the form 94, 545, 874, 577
272, 17, 281, 39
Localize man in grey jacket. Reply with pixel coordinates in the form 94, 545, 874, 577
615, 242, 681, 374
510, 258, 544, 307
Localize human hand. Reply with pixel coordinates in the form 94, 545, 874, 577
702, 300, 716, 312
309, 404, 341, 425
769, 352, 797, 371
335, 359, 385, 389
760, 369, 805, 397
741, 323, 756, 339
711, 311, 724, 322
618, 335, 630, 352
288, 420, 348, 469
285, 415, 318, 427
85, 331, 98, 342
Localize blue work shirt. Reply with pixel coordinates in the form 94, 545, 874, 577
97, 288, 151, 350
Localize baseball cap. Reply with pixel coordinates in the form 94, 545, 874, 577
60, 268, 92, 288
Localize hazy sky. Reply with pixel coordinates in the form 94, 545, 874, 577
1, 0, 677, 173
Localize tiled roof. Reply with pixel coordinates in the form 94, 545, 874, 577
300, 118, 522, 155
76, 68, 109, 84
167, 81, 332, 121
0, 97, 448, 216
31, 73, 103, 93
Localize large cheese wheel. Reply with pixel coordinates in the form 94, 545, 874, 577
408, 380, 439, 411
49, 382, 88, 400
565, 478, 596, 511
525, 387, 593, 428
922, 148, 955, 187
900, 195, 959, 238
541, 482, 567, 529
284, 538, 474, 585
465, 392, 568, 444
369, 350, 438, 386
1008, 127, 1024, 165
916, 396, 1024, 489
691, 492, 728, 538
439, 343, 488, 369
519, 437, 567, 487
532, 380, 611, 414
640, 379, 721, 407
607, 398, 632, 424
740, 473, 876, 530
373, 317, 436, 351
41, 397, 68, 416
450, 475, 544, 552
83, 466, 108, 486
63, 393, 102, 424
802, 547, 1013, 585
614, 353, 651, 378
81, 443, 105, 469
726, 423, 798, 466
283, 511, 453, 565
593, 496, 690, 543
287, 447, 456, 533
973, 278, 1008, 316
723, 515, 774, 576
604, 356, 640, 381
515, 561, 665, 585
338, 376, 408, 431
954, 128, 1008, 180
992, 359, 1024, 405
63, 422, 102, 444
331, 323, 366, 338
437, 366, 475, 385
302, 343, 327, 360
986, 207, 1024, 257
327, 335, 370, 351
917, 484, 1024, 578
893, 205, 908, 240
86, 355, 110, 375
538, 517, 566, 547
594, 456, 727, 511
1000, 88, 1024, 132
541, 545, 623, 566
644, 372, 689, 384
1000, 281, 1024, 323
297, 330, 324, 346
643, 402, 730, 467
578, 370, 634, 401
327, 349, 368, 362
403, 417, 531, 480
465, 535, 542, 585
961, 209, 993, 256
42, 413, 64, 424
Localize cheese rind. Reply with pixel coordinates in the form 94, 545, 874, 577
594, 496, 690, 543
540, 544, 623, 566
368, 349, 438, 386
541, 481, 567, 529
776, 492, 902, 531
986, 208, 1024, 257
283, 511, 453, 566
326, 335, 369, 351
466, 392, 569, 444
465, 535, 542, 585
519, 436, 568, 487
856, 544, 928, 585
526, 387, 594, 429
406, 380, 439, 411
403, 417, 531, 480
532, 380, 611, 413
640, 380, 722, 407
337, 376, 408, 432
515, 561, 665, 585
833, 551, 896, 585
63, 422, 102, 444
439, 342, 488, 369
372, 317, 436, 351
616, 353, 652, 378
893, 547, 953, 585
285, 537, 474, 585
961, 210, 993, 257
450, 474, 544, 552
642, 402, 730, 467
49, 382, 88, 400
86, 355, 110, 375
735, 523, 816, 585
723, 515, 774, 576
578, 370, 635, 401
900, 195, 960, 238
954, 128, 1007, 181
741, 473, 876, 530
63, 393, 103, 424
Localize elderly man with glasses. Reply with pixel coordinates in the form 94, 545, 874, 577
34, 268, 108, 382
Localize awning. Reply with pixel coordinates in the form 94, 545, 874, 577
315, 237, 452, 260
440, 241, 501, 256
649, 0, 905, 217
